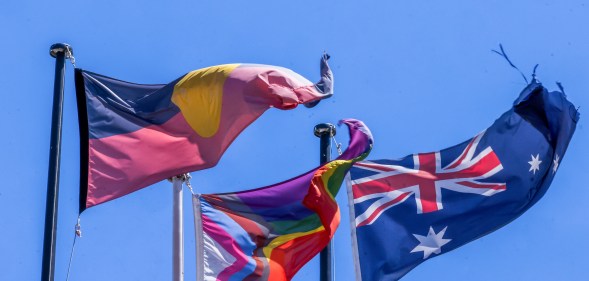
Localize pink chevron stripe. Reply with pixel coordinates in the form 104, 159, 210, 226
201, 213, 251, 280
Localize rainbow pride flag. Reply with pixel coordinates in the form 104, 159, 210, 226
75, 55, 333, 212
193, 119, 373, 281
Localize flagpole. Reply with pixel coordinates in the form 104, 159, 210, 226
314, 123, 336, 281
171, 175, 185, 281
41, 43, 72, 281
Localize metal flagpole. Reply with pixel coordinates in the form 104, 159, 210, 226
42, 43, 72, 281
314, 123, 336, 281
171, 174, 186, 281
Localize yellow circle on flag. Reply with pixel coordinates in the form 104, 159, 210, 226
171, 64, 239, 138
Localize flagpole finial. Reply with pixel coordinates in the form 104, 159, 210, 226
50, 43, 73, 59
314, 123, 336, 137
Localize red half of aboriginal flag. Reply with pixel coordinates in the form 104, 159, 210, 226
75, 55, 333, 213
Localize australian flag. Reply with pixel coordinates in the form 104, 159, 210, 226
348, 81, 579, 280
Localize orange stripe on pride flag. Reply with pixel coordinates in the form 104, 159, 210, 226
303, 164, 342, 235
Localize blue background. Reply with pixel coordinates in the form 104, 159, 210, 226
1, 1, 588, 280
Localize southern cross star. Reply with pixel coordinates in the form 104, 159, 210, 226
410, 226, 451, 259
553, 154, 560, 174
528, 154, 542, 174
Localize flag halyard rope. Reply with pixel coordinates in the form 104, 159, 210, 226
65, 216, 81, 281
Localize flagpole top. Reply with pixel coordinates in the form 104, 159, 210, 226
50, 43, 73, 58
314, 123, 336, 137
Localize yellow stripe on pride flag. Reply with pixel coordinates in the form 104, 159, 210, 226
171, 64, 239, 138
262, 225, 326, 259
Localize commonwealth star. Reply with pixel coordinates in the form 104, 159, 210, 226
411, 226, 451, 259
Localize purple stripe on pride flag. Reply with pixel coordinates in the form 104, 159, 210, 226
337, 119, 374, 161
235, 119, 373, 207
235, 171, 314, 207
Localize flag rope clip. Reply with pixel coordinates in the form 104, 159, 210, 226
65, 216, 81, 281
332, 134, 343, 156
65, 45, 76, 68
184, 173, 195, 194
168, 173, 194, 194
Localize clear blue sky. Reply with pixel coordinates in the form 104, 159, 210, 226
1, 1, 588, 280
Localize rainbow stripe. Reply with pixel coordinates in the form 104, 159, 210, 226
76, 55, 332, 212
194, 119, 373, 281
